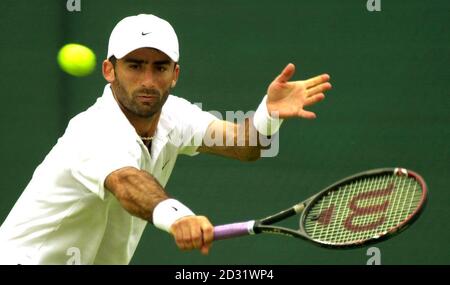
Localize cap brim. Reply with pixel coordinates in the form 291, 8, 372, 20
113, 41, 179, 62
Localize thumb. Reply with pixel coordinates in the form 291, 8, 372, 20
275, 63, 296, 83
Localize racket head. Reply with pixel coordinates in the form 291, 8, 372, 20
299, 168, 427, 248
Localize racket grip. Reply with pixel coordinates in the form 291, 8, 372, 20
213, 221, 255, 241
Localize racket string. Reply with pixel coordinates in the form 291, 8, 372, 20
304, 174, 423, 245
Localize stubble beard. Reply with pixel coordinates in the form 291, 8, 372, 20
112, 76, 169, 118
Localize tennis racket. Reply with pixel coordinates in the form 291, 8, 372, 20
213, 168, 427, 248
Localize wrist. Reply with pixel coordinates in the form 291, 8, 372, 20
253, 95, 284, 136
152, 199, 195, 233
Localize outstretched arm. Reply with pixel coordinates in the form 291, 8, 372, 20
105, 167, 214, 255
197, 63, 332, 160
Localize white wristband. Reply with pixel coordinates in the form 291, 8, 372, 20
253, 95, 284, 136
152, 199, 195, 233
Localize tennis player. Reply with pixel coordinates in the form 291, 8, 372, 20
0, 14, 331, 264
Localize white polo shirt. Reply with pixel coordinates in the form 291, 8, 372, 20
0, 84, 217, 265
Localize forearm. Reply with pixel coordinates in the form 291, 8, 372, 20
105, 167, 213, 253
105, 166, 168, 221
199, 118, 264, 161
233, 117, 272, 160
199, 96, 283, 161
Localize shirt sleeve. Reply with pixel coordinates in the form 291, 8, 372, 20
70, 139, 141, 200
170, 97, 218, 156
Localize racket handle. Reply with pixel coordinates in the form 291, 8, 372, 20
213, 221, 255, 241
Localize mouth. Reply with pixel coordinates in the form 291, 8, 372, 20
136, 95, 159, 103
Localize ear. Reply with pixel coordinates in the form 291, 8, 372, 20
102, 60, 115, 83
171, 64, 180, 88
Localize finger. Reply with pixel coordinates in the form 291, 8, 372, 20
199, 232, 212, 256
202, 224, 214, 246
304, 93, 325, 107
306, 82, 332, 97
190, 226, 203, 250
173, 226, 186, 250
275, 63, 296, 84
298, 109, 317, 119
304, 74, 330, 88
198, 217, 214, 255
181, 224, 193, 250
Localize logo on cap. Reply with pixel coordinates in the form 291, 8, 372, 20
141, 31, 152, 36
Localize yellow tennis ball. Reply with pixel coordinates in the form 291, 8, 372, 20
57, 43, 96, 77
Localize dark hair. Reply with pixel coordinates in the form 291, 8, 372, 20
108, 55, 117, 67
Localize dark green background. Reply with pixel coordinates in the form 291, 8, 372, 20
0, 0, 448, 264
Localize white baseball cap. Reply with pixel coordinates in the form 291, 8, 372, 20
107, 14, 179, 62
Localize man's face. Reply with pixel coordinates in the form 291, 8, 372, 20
110, 48, 179, 118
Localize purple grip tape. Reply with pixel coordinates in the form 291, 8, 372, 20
213, 221, 255, 241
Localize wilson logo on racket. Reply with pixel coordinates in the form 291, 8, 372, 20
310, 205, 335, 226
343, 183, 394, 232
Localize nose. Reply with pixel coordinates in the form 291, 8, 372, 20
141, 66, 157, 89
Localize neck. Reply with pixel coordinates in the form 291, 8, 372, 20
110, 88, 161, 139
124, 109, 161, 139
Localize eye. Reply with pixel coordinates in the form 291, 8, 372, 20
156, 65, 168, 72
129, 64, 141, 70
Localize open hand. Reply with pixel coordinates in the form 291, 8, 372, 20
267, 63, 332, 119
